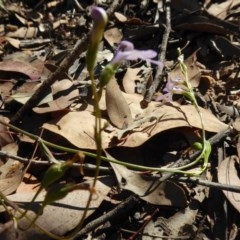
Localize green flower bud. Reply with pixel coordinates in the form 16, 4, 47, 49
41, 161, 72, 188
44, 183, 75, 204
192, 142, 203, 150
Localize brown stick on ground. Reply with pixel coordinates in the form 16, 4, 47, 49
10, 0, 123, 125
141, 0, 171, 108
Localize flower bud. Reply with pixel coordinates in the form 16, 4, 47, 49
41, 161, 72, 188
86, 7, 108, 73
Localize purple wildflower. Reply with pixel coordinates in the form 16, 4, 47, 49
111, 41, 163, 67
156, 77, 187, 102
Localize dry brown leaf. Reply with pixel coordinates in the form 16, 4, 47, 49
33, 79, 79, 113
218, 155, 240, 213
116, 102, 228, 147
114, 12, 127, 23
122, 67, 142, 94
0, 143, 23, 196
143, 183, 206, 238
0, 116, 14, 147
0, 60, 41, 80
42, 111, 111, 149
207, 0, 240, 20
43, 93, 227, 149
109, 159, 187, 207
7, 177, 111, 236
6, 27, 38, 38
106, 77, 133, 129
103, 27, 123, 47
16, 173, 40, 194
4, 37, 20, 49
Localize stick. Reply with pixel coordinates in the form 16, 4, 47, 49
141, 0, 171, 108
74, 195, 139, 238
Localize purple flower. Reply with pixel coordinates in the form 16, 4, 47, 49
111, 41, 163, 67
156, 77, 187, 102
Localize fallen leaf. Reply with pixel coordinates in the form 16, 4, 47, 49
4, 36, 20, 49
114, 12, 127, 23
218, 156, 240, 213
33, 79, 79, 113
0, 116, 14, 147
7, 177, 111, 236
109, 159, 187, 207
116, 102, 228, 147
104, 27, 123, 47
6, 27, 38, 39
43, 96, 228, 149
0, 143, 23, 196
207, 0, 240, 20
42, 111, 111, 149
0, 60, 42, 80
106, 77, 133, 129
173, 9, 240, 35
122, 67, 145, 94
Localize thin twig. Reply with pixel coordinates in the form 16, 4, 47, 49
74, 195, 139, 238
10, 0, 123, 125
141, 0, 171, 107
0, 151, 112, 173
176, 176, 240, 193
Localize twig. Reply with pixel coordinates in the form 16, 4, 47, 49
10, 34, 90, 125
141, 0, 171, 107
0, 151, 112, 173
74, 195, 139, 238
127, 208, 159, 240
175, 176, 240, 193
10, 0, 123, 125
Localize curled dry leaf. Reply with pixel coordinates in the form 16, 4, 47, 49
218, 156, 240, 213
116, 102, 228, 147
108, 156, 187, 207
207, 0, 240, 20
33, 79, 79, 114
106, 77, 133, 129
4, 37, 20, 49
43, 93, 228, 150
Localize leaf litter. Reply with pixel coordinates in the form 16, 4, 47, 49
0, 0, 239, 239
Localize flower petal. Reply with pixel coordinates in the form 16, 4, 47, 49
111, 51, 131, 65
125, 50, 157, 61
117, 41, 134, 52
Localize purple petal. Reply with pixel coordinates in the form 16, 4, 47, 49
117, 41, 134, 52
111, 41, 163, 67
125, 50, 157, 61
111, 51, 131, 65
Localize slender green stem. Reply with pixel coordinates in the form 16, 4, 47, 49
65, 70, 103, 238
177, 52, 211, 175
0, 119, 207, 173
